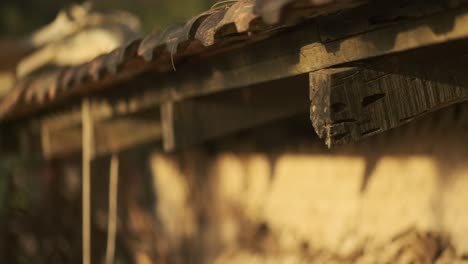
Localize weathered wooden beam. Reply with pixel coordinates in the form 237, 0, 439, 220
8, 3, 468, 155
3, 2, 468, 124
316, 0, 468, 42
309, 41, 468, 147
39, 106, 162, 159
88, 4, 468, 120
161, 75, 310, 151
146, 5, 468, 103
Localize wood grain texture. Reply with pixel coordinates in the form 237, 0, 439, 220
40, 107, 162, 159
310, 40, 468, 147
7, 3, 468, 156
151, 6, 468, 104
161, 75, 310, 151
5, 2, 468, 123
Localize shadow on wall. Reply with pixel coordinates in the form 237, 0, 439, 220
0, 102, 467, 264
149, 101, 468, 264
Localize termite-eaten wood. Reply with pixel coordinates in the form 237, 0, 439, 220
310, 41, 468, 147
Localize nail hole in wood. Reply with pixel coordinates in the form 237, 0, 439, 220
361, 93, 386, 107
331, 102, 347, 113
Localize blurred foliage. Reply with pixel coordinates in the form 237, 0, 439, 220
0, 0, 77, 36
0, 0, 215, 36
93, 0, 214, 32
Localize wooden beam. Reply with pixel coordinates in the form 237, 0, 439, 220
316, 1, 468, 42
39, 106, 162, 159
73, 4, 468, 121
94, 113, 162, 155
4, 3, 468, 124
141, 5, 468, 104
9, 4, 468, 154
161, 75, 310, 151
309, 40, 468, 147
7, 4, 468, 120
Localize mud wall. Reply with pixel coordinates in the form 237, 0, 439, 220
1, 103, 467, 264
147, 103, 468, 264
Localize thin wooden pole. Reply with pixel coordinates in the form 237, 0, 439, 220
105, 154, 119, 264
82, 99, 93, 264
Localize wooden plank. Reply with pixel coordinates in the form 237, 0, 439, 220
2, 2, 468, 126
8, 4, 468, 155
40, 107, 162, 159
9, 4, 468, 124
309, 40, 468, 147
86, 5, 468, 124
28, 93, 165, 159
161, 75, 310, 151
316, 0, 468, 42
138, 6, 468, 104
94, 113, 162, 156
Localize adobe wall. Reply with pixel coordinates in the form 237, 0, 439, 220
148, 103, 468, 263
3, 103, 466, 264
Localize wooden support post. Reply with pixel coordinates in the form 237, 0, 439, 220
81, 99, 93, 264
161, 75, 310, 151
309, 41, 468, 147
105, 154, 119, 264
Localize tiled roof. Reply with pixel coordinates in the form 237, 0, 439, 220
0, 0, 366, 121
